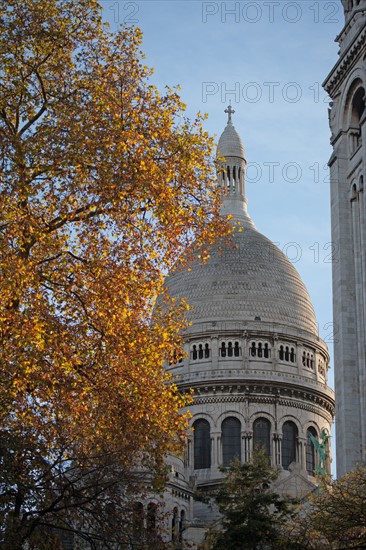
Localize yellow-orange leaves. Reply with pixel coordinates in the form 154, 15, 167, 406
0, 0, 231, 542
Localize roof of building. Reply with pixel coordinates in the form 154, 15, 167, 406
165, 108, 318, 336
217, 119, 246, 160
166, 224, 317, 334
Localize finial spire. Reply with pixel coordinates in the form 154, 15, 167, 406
225, 104, 235, 125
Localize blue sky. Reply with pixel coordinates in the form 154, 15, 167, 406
100, 0, 343, 470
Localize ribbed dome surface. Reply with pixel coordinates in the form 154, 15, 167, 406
217, 123, 245, 159
166, 225, 317, 334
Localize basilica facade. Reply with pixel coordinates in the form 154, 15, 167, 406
323, 0, 366, 477
160, 110, 335, 546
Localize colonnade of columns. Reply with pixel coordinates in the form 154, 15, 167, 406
187, 430, 322, 473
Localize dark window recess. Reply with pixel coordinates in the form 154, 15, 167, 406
253, 418, 271, 460
132, 502, 144, 538
172, 507, 178, 542
222, 417, 241, 466
147, 502, 157, 531
179, 510, 185, 542
251, 342, 256, 357
264, 343, 270, 358
228, 342, 233, 357
306, 428, 317, 475
221, 342, 226, 357
234, 341, 240, 357
193, 419, 211, 469
279, 345, 284, 360
282, 421, 298, 470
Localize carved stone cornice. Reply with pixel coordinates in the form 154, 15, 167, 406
178, 369, 334, 398
182, 380, 335, 419
323, 25, 366, 97
170, 487, 192, 501
191, 392, 334, 423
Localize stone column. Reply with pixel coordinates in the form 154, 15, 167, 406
183, 341, 190, 374
241, 431, 246, 462
185, 438, 192, 469
243, 331, 249, 369
273, 434, 282, 466
211, 431, 221, 468
297, 343, 304, 376
272, 334, 279, 371
243, 432, 252, 462
298, 436, 307, 470
314, 351, 321, 383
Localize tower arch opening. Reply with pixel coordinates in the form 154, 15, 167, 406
282, 421, 298, 470
344, 80, 365, 155
193, 419, 211, 470
222, 416, 241, 466
253, 417, 271, 460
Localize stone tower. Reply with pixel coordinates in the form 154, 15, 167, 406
163, 110, 335, 546
323, 0, 366, 477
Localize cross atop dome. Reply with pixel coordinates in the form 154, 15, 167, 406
224, 104, 235, 125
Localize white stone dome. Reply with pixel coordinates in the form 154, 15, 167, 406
217, 121, 245, 160
166, 107, 318, 337
166, 225, 317, 335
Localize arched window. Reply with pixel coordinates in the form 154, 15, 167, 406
250, 342, 256, 356
264, 343, 270, 358
306, 427, 317, 475
228, 341, 233, 357
234, 341, 240, 357
132, 502, 144, 538
205, 343, 210, 358
172, 507, 178, 542
279, 345, 284, 360
258, 342, 263, 357
192, 345, 197, 361
347, 85, 365, 154
147, 502, 157, 531
222, 417, 241, 466
285, 346, 290, 361
290, 347, 295, 363
253, 418, 271, 460
221, 342, 226, 357
198, 344, 203, 359
179, 510, 185, 542
351, 182, 358, 201
193, 419, 211, 469
282, 421, 298, 469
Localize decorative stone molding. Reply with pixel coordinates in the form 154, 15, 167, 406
324, 26, 366, 96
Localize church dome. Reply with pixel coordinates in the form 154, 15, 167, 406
166, 225, 317, 335
217, 119, 245, 160
166, 106, 317, 336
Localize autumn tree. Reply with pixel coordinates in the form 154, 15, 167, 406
0, 0, 229, 547
284, 463, 366, 549
202, 452, 296, 550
